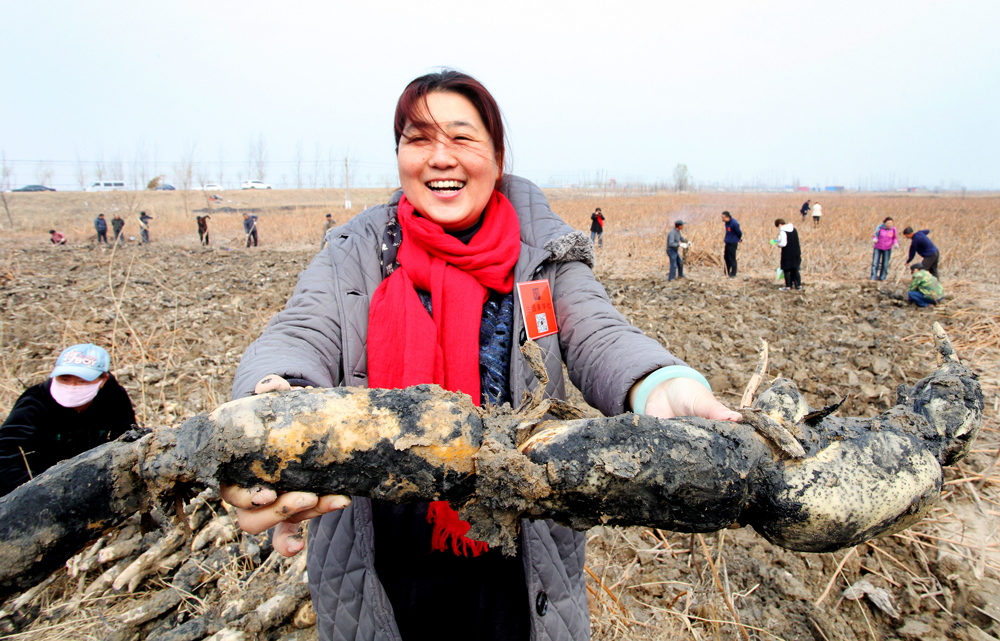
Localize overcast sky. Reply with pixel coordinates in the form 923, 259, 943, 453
2, 0, 997, 190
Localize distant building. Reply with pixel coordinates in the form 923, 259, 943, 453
824, 186, 845, 192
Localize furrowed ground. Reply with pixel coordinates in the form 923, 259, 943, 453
0, 188, 998, 640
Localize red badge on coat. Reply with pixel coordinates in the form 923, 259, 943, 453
516, 279, 558, 340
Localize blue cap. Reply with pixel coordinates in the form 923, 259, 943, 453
51, 344, 110, 382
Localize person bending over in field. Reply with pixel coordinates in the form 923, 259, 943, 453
49, 230, 66, 245
243, 213, 259, 248
903, 227, 940, 279
197, 215, 211, 246
907, 264, 944, 307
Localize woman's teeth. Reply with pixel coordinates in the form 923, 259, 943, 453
427, 180, 465, 192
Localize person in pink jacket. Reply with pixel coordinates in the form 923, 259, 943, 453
870, 217, 899, 281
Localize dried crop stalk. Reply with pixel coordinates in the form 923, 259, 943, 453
0, 323, 984, 601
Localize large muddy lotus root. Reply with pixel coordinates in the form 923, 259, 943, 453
0, 322, 983, 599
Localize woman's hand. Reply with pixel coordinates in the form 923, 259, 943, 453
630, 376, 741, 421
254, 374, 293, 394
220, 485, 351, 556
220, 374, 350, 557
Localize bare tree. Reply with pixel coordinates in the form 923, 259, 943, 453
294, 141, 304, 189
312, 143, 322, 188
109, 154, 125, 181
0, 152, 15, 229
174, 144, 196, 191
75, 154, 88, 190
131, 140, 150, 191
195, 161, 212, 192
94, 152, 106, 182
248, 134, 268, 182
35, 162, 54, 187
217, 144, 225, 187
673, 163, 691, 192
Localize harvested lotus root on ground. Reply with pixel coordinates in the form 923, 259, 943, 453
0, 323, 982, 607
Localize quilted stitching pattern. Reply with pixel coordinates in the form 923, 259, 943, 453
523, 521, 590, 640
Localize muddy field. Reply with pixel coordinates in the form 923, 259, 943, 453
1, 214, 999, 640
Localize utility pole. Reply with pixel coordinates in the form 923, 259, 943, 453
344, 157, 352, 210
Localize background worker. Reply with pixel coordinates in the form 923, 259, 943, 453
94, 214, 108, 244
243, 213, 259, 247
139, 212, 153, 244
321, 213, 336, 248
197, 215, 211, 246
0, 344, 136, 497
811, 202, 822, 225
908, 264, 944, 307
666, 219, 689, 281
870, 217, 899, 281
111, 214, 125, 243
590, 207, 605, 247
49, 230, 66, 245
721, 210, 742, 278
903, 227, 940, 278
773, 218, 802, 290
800, 199, 811, 221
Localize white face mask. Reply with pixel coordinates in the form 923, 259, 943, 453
50, 378, 102, 408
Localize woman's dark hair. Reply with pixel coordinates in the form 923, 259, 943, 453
49, 229, 55, 234
775, 218, 786, 226
394, 70, 507, 187
883, 217, 893, 224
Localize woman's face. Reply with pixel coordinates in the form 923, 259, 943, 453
397, 91, 499, 231
885, 219, 894, 229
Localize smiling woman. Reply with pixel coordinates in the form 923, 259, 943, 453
222, 69, 736, 641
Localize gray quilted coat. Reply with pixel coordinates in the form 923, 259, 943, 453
232, 176, 684, 640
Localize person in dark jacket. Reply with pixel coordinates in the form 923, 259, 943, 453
800, 200, 811, 220
94, 214, 108, 244
197, 215, 211, 246
903, 227, 940, 278
111, 214, 125, 243
666, 220, 688, 281
221, 70, 739, 641
243, 213, 258, 247
0, 344, 135, 497
722, 211, 742, 278
139, 212, 153, 244
773, 218, 802, 290
320, 213, 336, 248
590, 207, 605, 247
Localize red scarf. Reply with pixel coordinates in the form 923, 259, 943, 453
368, 191, 520, 556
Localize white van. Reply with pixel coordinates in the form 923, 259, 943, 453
86, 181, 127, 192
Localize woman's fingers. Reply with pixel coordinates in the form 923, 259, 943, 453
273, 520, 307, 557
282, 494, 353, 524
268, 497, 353, 557
645, 377, 742, 422
254, 374, 291, 394
233, 492, 320, 535
220, 482, 277, 510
